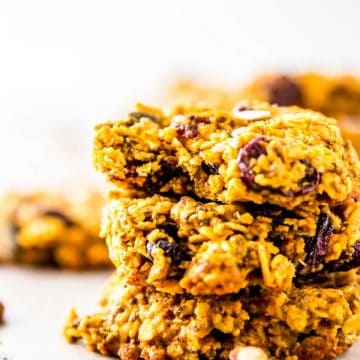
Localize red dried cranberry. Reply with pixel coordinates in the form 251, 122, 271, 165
306, 213, 333, 266
175, 115, 210, 139
298, 160, 321, 195
141, 158, 180, 193
267, 75, 303, 106
350, 241, 360, 265
237, 136, 268, 190
146, 239, 184, 264
201, 162, 219, 175
175, 124, 198, 139
125, 160, 141, 178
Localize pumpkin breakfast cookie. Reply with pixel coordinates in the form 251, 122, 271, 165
102, 193, 360, 295
65, 272, 360, 360
94, 102, 358, 209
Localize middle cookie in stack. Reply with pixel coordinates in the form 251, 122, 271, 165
102, 194, 360, 296
66, 100, 360, 359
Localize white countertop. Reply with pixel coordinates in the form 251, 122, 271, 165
0, 266, 114, 360
0, 266, 359, 360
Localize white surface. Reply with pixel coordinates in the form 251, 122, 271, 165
1, 0, 360, 191
0, 266, 359, 359
0, 266, 114, 360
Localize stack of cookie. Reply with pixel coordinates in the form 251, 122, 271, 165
65, 101, 360, 359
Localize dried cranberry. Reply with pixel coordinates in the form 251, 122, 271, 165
239, 139, 320, 196
175, 124, 198, 139
210, 329, 230, 342
158, 240, 184, 263
350, 241, 360, 265
146, 239, 184, 264
142, 158, 180, 193
238, 137, 268, 190
267, 75, 303, 106
125, 160, 141, 178
297, 240, 360, 282
175, 115, 210, 139
306, 213, 333, 266
125, 159, 149, 178
160, 158, 178, 176
246, 202, 284, 218
201, 162, 219, 175
298, 160, 321, 195
188, 115, 210, 124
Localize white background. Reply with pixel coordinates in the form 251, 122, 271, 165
1, 0, 360, 192
1, 1, 360, 359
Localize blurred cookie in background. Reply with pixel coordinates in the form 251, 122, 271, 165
0, 189, 110, 270
242, 73, 360, 153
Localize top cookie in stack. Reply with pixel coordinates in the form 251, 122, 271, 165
94, 101, 358, 208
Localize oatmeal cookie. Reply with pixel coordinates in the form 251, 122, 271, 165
0, 190, 110, 269
94, 102, 358, 209
64, 273, 360, 360
101, 194, 360, 295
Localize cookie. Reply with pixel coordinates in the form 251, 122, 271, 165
102, 194, 360, 295
0, 190, 110, 269
94, 102, 358, 209
64, 272, 360, 360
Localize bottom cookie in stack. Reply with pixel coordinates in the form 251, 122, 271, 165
64, 272, 360, 360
